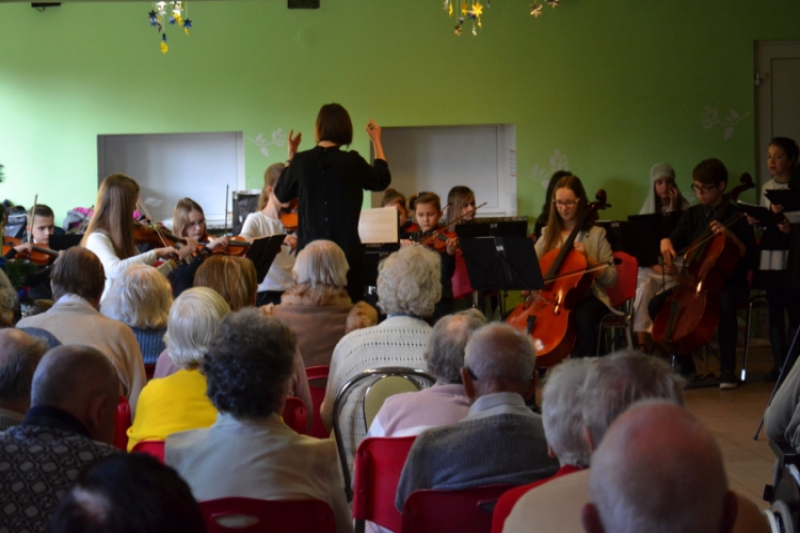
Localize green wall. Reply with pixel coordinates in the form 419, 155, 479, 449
1, 0, 799, 222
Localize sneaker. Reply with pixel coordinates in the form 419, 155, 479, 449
720, 371, 739, 390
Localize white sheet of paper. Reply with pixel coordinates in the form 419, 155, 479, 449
358, 207, 399, 244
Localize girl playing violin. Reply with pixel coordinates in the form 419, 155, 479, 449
239, 163, 297, 306
169, 198, 229, 297
445, 186, 478, 229
402, 191, 457, 322
535, 175, 617, 358
82, 173, 196, 301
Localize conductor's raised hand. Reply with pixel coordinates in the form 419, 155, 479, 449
287, 130, 302, 160
365, 120, 382, 142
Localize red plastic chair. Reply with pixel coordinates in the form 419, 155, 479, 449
401, 484, 515, 533
114, 396, 131, 451
131, 440, 165, 463
200, 497, 336, 533
282, 396, 308, 435
352, 436, 417, 533
306, 365, 330, 439
596, 251, 639, 355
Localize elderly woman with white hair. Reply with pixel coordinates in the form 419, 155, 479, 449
100, 264, 172, 365
262, 239, 376, 368
126, 287, 231, 451
321, 244, 441, 470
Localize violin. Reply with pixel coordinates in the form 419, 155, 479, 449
2, 237, 60, 266
651, 173, 754, 354
415, 227, 457, 254
506, 190, 610, 367
280, 199, 299, 233
133, 223, 187, 249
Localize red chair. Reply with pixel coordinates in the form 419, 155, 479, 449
401, 485, 515, 533
282, 396, 308, 435
131, 440, 165, 463
114, 396, 131, 451
353, 436, 417, 533
200, 497, 336, 533
306, 365, 330, 439
596, 251, 639, 355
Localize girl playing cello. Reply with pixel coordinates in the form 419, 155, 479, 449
534, 175, 617, 358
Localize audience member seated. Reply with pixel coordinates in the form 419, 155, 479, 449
321, 245, 442, 469
0, 329, 47, 430
154, 254, 312, 419
395, 323, 559, 511
765, 347, 800, 452
367, 309, 485, 438
126, 287, 230, 451
52, 453, 206, 533
581, 402, 738, 533
101, 264, 173, 365
492, 358, 594, 533
502, 350, 685, 533
262, 239, 377, 368
165, 308, 352, 533
17, 247, 147, 411
0, 345, 119, 532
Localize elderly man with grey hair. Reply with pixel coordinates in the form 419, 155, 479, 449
0, 329, 48, 429
491, 358, 594, 533
321, 245, 442, 471
581, 402, 738, 533
502, 350, 684, 533
395, 323, 559, 510
166, 308, 352, 533
0, 345, 120, 533
367, 308, 486, 438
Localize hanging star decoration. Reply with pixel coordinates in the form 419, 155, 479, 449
148, 1, 192, 54
530, 3, 543, 17
546, 0, 560, 7
446, 0, 493, 36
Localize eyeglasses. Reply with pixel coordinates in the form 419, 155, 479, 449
462, 366, 479, 381
187, 219, 206, 228
554, 200, 577, 208
690, 184, 717, 194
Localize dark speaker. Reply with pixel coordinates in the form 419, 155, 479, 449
288, 0, 320, 8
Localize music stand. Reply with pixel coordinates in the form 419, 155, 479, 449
245, 235, 286, 283
765, 189, 800, 212
457, 234, 543, 318
48, 234, 83, 251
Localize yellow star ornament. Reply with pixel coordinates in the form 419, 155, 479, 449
470, 2, 483, 17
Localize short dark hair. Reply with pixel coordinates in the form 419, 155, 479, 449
316, 103, 353, 146
203, 309, 297, 418
692, 158, 728, 187
51, 454, 206, 533
770, 137, 800, 164
29, 204, 54, 222
52, 247, 106, 302
0, 332, 47, 403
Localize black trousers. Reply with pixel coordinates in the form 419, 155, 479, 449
572, 295, 609, 358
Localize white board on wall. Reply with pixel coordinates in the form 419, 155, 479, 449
97, 132, 245, 227
372, 125, 516, 217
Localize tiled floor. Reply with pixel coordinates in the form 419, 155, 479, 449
679, 343, 779, 510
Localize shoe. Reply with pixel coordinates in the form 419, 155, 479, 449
720, 371, 739, 390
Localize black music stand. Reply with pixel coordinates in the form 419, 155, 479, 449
765, 189, 800, 212
245, 235, 286, 283
48, 234, 83, 251
457, 234, 543, 318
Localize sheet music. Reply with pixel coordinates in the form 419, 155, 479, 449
358, 207, 399, 244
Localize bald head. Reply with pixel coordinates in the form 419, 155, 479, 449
0, 329, 48, 413
462, 323, 535, 398
584, 402, 735, 533
31, 346, 120, 444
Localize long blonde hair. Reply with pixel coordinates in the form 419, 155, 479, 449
173, 198, 207, 240
81, 173, 139, 259
258, 163, 286, 211
540, 175, 590, 255
445, 186, 475, 229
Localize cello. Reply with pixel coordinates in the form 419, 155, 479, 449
506, 190, 610, 367
651, 173, 754, 354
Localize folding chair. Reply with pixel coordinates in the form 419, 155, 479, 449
353, 436, 417, 533
306, 365, 331, 438
114, 396, 131, 451
282, 396, 309, 435
131, 440, 165, 463
596, 251, 638, 356
332, 367, 435, 501
199, 497, 336, 533
763, 440, 800, 533
401, 484, 515, 533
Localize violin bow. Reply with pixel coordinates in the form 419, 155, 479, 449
28, 194, 38, 244
136, 196, 170, 250
224, 185, 229, 236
